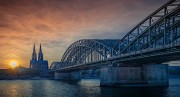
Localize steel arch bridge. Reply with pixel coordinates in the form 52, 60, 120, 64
51, 0, 180, 71
50, 39, 120, 70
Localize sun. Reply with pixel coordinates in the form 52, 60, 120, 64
10, 61, 18, 68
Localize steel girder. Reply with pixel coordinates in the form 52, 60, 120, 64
114, 0, 180, 55
50, 62, 71, 70
50, 62, 59, 70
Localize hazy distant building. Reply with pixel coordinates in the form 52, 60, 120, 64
30, 44, 48, 72
16, 65, 29, 74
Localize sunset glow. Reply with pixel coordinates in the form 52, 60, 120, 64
10, 61, 18, 68
0, 0, 179, 69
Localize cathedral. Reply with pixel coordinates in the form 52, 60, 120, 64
30, 44, 48, 71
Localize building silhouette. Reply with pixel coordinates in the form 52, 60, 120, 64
30, 44, 48, 72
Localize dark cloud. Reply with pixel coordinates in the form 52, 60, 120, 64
35, 24, 54, 32
0, 22, 11, 28
10, 36, 32, 40
43, 40, 64, 48
0, 35, 7, 38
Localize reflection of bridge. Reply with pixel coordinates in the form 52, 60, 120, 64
51, 0, 180, 87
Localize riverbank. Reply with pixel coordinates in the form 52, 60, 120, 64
0, 76, 49, 80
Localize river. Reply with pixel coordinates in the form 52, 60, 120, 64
0, 78, 179, 97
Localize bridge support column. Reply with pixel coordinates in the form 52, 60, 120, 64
100, 66, 141, 87
143, 64, 169, 86
54, 72, 70, 80
70, 71, 81, 80
100, 64, 168, 87
54, 71, 81, 80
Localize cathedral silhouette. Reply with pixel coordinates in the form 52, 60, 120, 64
30, 44, 48, 72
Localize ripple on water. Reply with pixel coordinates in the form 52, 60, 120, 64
0, 79, 179, 97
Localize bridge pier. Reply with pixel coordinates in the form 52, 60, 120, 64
100, 64, 169, 87
54, 72, 70, 80
142, 64, 169, 86
54, 71, 81, 80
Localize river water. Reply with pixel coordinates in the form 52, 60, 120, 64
0, 78, 179, 97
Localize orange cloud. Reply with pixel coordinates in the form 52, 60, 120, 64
0, 0, 170, 68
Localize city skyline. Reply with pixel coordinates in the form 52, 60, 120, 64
1, 0, 179, 69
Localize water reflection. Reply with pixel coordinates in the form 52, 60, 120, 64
0, 80, 32, 97
75, 79, 169, 97
30, 80, 47, 97
78, 79, 101, 97
100, 87, 168, 97
0, 79, 179, 97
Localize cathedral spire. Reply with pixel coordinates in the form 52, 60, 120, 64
39, 43, 42, 53
33, 43, 36, 53
32, 43, 37, 60
38, 43, 43, 60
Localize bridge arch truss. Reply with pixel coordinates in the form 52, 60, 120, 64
114, 0, 180, 55
60, 39, 119, 67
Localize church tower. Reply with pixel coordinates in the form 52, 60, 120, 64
30, 43, 48, 72
32, 43, 37, 61
30, 43, 38, 68
38, 44, 43, 60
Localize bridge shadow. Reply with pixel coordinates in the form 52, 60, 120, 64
55, 79, 169, 97
54, 79, 80, 85
100, 87, 168, 97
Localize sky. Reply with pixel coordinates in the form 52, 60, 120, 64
0, 0, 179, 69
